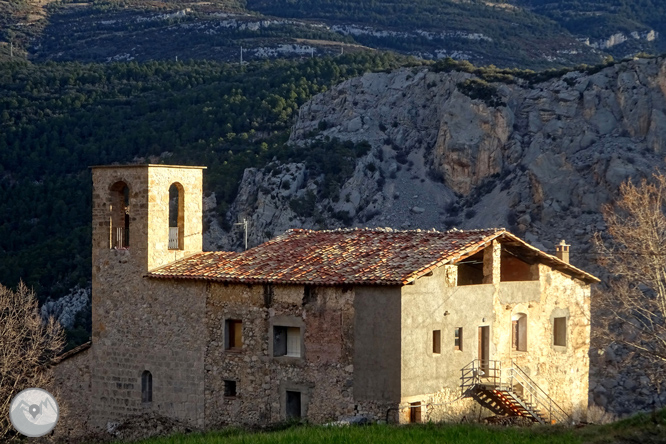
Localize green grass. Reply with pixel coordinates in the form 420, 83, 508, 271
131, 408, 666, 444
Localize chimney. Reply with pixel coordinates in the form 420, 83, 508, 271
555, 240, 570, 264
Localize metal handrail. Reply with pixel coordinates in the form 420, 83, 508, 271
509, 360, 570, 424
461, 359, 571, 425
169, 226, 179, 250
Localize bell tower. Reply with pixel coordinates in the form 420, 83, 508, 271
91, 164, 205, 276
89, 164, 207, 428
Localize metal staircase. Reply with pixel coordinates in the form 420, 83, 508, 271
461, 359, 570, 425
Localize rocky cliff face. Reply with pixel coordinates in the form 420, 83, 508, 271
209, 56, 666, 415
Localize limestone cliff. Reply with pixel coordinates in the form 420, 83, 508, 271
208, 56, 666, 415
215, 57, 666, 260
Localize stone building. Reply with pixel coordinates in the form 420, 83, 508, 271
54, 164, 598, 437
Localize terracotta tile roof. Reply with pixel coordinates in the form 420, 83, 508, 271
148, 227, 598, 285
52, 341, 91, 365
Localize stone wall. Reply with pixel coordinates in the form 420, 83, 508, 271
353, 286, 401, 404
398, 240, 591, 422
495, 264, 591, 422
90, 165, 207, 431
404, 387, 488, 423
204, 283, 357, 427
400, 266, 495, 399
52, 344, 92, 439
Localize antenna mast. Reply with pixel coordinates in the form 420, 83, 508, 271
234, 218, 248, 250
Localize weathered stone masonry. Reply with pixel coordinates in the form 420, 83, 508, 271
52, 164, 597, 437
90, 165, 207, 429
204, 284, 356, 426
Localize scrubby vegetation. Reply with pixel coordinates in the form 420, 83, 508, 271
0, 53, 408, 306
516, 0, 666, 40
129, 407, 666, 444
247, 0, 598, 68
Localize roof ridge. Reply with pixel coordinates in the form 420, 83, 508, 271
284, 227, 506, 234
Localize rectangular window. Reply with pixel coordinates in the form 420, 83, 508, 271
454, 327, 463, 351
274, 326, 302, 357
433, 330, 441, 354
224, 380, 237, 397
409, 402, 422, 423
225, 319, 243, 351
512, 315, 527, 351
141, 371, 152, 404
553, 317, 567, 347
286, 390, 302, 419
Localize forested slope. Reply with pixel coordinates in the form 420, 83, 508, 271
0, 52, 409, 304
516, 0, 666, 39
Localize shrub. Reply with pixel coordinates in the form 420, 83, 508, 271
289, 190, 317, 218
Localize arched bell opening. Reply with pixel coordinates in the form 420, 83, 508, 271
168, 182, 185, 250
109, 181, 130, 249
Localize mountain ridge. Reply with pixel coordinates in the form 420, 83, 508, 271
3, 0, 666, 68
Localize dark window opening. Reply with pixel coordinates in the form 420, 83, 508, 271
225, 319, 242, 351
457, 251, 484, 285
303, 285, 316, 304
454, 327, 463, 351
168, 183, 184, 250
478, 326, 490, 373
141, 370, 152, 404
286, 391, 302, 419
410, 402, 422, 423
433, 330, 441, 354
263, 284, 274, 307
501, 249, 537, 282
273, 326, 301, 357
224, 380, 237, 397
554, 317, 567, 347
110, 181, 130, 249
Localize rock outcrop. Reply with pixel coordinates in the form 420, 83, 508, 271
210, 56, 666, 415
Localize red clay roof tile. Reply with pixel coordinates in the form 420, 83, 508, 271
147, 228, 599, 285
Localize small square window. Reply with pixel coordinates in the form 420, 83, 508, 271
553, 317, 567, 347
274, 326, 301, 357
225, 319, 242, 351
454, 327, 463, 351
433, 330, 441, 354
224, 380, 237, 397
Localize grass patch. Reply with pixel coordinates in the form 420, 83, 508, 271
129, 408, 666, 444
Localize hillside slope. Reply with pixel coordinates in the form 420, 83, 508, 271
3, 0, 664, 68
217, 56, 666, 415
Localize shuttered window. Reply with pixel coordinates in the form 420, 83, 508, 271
286, 327, 301, 357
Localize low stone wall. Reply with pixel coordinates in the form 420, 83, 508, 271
399, 388, 492, 424
52, 343, 92, 440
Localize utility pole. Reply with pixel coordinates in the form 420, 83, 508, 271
240, 46, 243, 65
10, 41, 13, 58
311, 47, 314, 58
234, 218, 248, 250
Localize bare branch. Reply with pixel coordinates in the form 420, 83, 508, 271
0, 282, 65, 441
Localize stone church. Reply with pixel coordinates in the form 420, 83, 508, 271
53, 164, 598, 437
